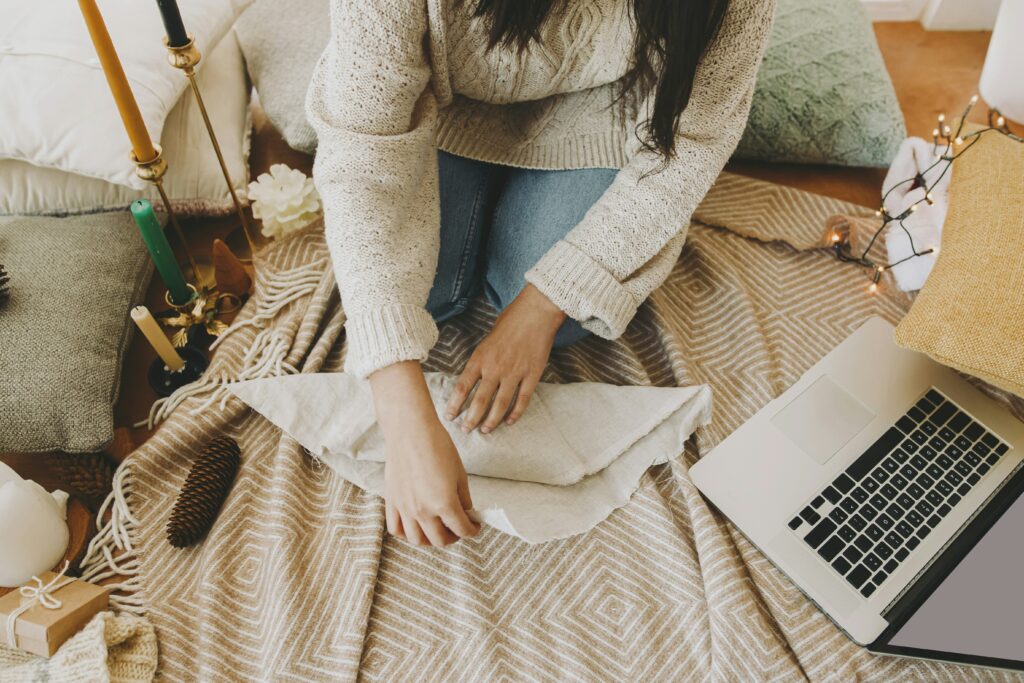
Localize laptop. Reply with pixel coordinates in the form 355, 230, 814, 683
690, 316, 1024, 672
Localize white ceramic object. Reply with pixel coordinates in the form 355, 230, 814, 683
0, 462, 70, 588
980, 0, 1024, 122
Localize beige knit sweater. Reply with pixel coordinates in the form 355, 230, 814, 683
307, 0, 776, 379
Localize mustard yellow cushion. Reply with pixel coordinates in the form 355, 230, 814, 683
895, 126, 1024, 396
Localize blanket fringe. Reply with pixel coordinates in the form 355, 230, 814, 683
137, 260, 325, 429
79, 462, 146, 614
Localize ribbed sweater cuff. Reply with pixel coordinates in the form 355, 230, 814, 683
525, 240, 638, 340
344, 304, 439, 379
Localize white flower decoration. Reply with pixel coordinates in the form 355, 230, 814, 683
247, 164, 322, 239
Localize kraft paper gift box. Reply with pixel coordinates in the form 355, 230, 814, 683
0, 571, 108, 657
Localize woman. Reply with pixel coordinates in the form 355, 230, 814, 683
307, 0, 775, 548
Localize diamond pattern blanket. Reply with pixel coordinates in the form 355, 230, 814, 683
89, 173, 1024, 681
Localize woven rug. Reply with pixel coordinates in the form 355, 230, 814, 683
84, 173, 1024, 681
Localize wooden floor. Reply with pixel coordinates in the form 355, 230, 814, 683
1, 23, 995, 475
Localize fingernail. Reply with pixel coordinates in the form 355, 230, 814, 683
445, 412, 454, 421
462, 425, 471, 433
481, 426, 490, 434
506, 418, 515, 425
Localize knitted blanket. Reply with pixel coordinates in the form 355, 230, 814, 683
85, 173, 1024, 681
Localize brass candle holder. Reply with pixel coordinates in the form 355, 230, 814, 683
132, 144, 201, 285
164, 35, 257, 256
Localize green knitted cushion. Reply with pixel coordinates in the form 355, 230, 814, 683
0, 213, 153, 453
238, 0, 904, 167
734, 0, 905, 167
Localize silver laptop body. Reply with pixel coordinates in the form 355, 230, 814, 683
691, 316, 1024, 670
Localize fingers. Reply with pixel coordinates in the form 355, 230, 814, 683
386, 501, 403, 538
461, 377, 498, 432
445, 365, 480, 420
441, 505, 480, 539
481, 380, 518, 434
506, 375, 539, 425
421, 517, 458, 547
401, 512, 427, 546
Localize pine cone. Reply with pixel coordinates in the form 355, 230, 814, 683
0, 265, 9, 307
46, 452, 116, 511
166, 437, 241, 548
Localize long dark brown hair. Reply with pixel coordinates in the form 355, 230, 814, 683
466, 0, 731, 160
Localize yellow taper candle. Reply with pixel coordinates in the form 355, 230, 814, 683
77, 0, 158, 163
131, 306, 185, 372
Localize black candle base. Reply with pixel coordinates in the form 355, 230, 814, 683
148, 346, 208, 397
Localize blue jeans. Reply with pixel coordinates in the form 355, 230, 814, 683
427, 151, 618, 348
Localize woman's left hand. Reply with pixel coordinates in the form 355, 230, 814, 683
445, 284, 566, 434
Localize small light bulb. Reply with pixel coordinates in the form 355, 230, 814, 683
875, 209, 882, 217
970, 94, 979, 104
997, 116, 1006, 127
868, 282, 878, 294
831, 232, 841, 243
926, 193, 934, 204
955, 136, 964, 146
876, 265, 885, 273
943, 125, 951, 136
932, 128, 940, 138
910, 204, 918, 212
931, 245, 940, 256
938, 114, 946, 123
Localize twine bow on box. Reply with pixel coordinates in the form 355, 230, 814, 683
3, 561, 74, 649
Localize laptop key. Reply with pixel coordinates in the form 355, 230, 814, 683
954, 462, 972, 477
900, 465, 918, 480
832, 473, 855, 493
884, 559, 899, 574
804, 519, 837, 548
838, 525, 857, 542
920, 445, 938, 460
928, 514, 941, 527
907, 537, 921, 550
863, 553, 882, 571
891, 449, 910, 464
823, 486, 842, 504
909, 431, 927, 445
978, 462, 991, 475
811, 495, 825, 509
920, 422, 937, 436
854, 535, 873, 553
876, 542, 894, 560
931, 402, 956, 426
847, 427, 905, 481
944, 472, 962, 487
862, 478, 880, 494
905, 510, 924, 527
917, 526, 932, 540
897, 493, 915, 510
906, 484, 925, 499
916, 500, 935, 516
788, 517, 803, 530
861, 583, 876, 598
818, 536, 845, 561
917, 473, 935, 489
896, 416, 916, 433
995, 443, 1009, 456
964, 422, 984, 441
939, 427, 957, 442
871, 468, 890, 484
872, 570, 888, 585
876, 514, 895, 530
851, 487, 869, 503
985, 452, 1000, 466
955, 435, 972, 450
907, 407, 926, 423
936, 480, 954, 496
802, 507, 821, 524
880, 484, 899, 499
965, 452, 982, 467
957, 483, 970, 496
847, 564, 871, 589
843, 545, 863, 564
973, 442, 992, 457
896, 521, 914, 538
947, 493, 961, 507
926, 490, 944, 506
895, 547, 909, 561
829, 508, 848, 524
840, 498, 858, 514
924, 389, 943, 404
948, 412, 970, 433
849, 514, 867, 531
865, 525, 883, 541
936, 454, 955, 469
937, 504, 952, 518
902, 440, 920, 454
881, 458, 900, 473
981, 433, 998, 448
947, 445, 964, 459
870, 494, 888, 510
925, 464, 944, 479
832, 557, 852, 575
890, 474, 909, 489
884, 532, 903, 549
860, 504, 878, 521
885, 503, 905, 520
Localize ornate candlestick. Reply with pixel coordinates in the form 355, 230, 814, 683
164, 36, 257, 255
131, 150, 201, 287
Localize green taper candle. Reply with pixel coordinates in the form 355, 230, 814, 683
131, 199, 192, 305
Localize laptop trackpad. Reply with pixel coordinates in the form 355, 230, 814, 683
772, 376, 875, 465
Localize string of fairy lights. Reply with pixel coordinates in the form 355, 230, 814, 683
828, 96, 1023, 293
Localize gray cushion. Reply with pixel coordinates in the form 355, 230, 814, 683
235, 0, 329, 155
236, 0, 904, 167
0, 213, 154, 453
733, 0, 905, 167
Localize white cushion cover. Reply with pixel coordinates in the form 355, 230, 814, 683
0, 0, 250, 189
0, 33, 250, 216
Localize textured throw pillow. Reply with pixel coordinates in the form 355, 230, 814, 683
0, 33, 251, 217
895, 128, 1024, 397
236, 0, 904, 167
0, 0, 250, 189
0, 213, 155, 453
734, 0, 905, 167
234, 0, 328, 155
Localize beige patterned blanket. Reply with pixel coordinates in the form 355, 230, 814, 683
88, 173, 1023, 681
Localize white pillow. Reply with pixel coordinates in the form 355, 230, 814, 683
0, 0, 251, 190
0, 33, 250, 217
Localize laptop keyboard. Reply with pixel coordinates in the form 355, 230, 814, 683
789, 389, 1011, 599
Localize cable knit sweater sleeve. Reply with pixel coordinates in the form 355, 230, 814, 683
306, 0, 440, 379
524, 0, 776, 340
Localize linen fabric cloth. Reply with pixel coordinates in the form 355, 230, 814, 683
229, 372, 712, 542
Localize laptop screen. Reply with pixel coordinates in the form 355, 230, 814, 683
882, 488, 1024, 664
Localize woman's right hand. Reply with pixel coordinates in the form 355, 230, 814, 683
370, 361, 480, 547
